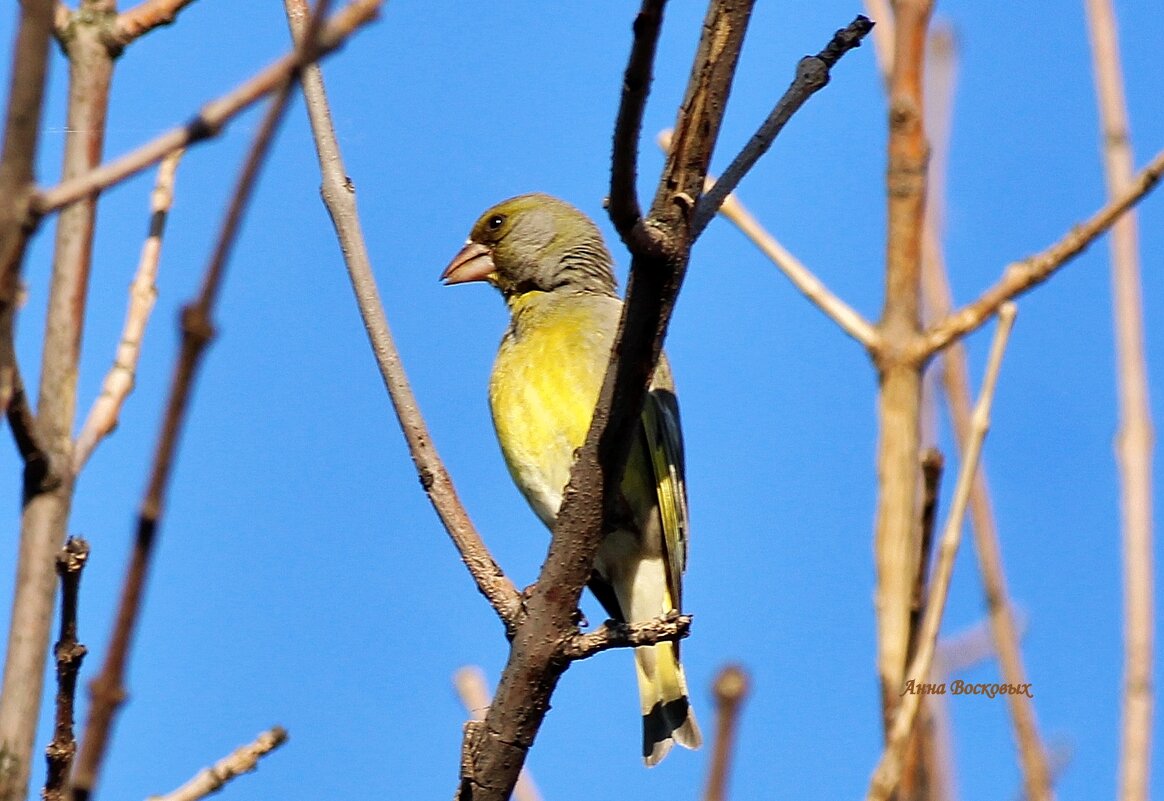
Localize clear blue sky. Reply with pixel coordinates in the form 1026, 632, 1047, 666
1, 1, 1161, 799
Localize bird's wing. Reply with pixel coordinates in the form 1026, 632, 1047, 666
641, 383, 689, 613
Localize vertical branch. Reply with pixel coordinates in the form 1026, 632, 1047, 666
43, 537, 89, 801
703, 665, 750, 801
1083, 3, 1155, 800
871, 0, 932, 733
0, 4, 116, 799
452, 668, 541, 801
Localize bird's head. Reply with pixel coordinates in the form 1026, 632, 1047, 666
441, 193, 616, 299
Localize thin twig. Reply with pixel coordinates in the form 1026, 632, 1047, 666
71, 8, 317, 793
867, 302, 1019, 801
74, 149, 184, 473
692, 15, 874, 236
561, 614, 691, 660
703, 665, 749, 801
452, 669, 541, 801
108, 0, 200, 47
43, 537, 89, 801
1083, 4, 1155, 801
281, 0, 520, 623
5, 365, 57, 493
31, 0, 382, 217
144, 728, 288, 801
657, 130, 878, 350
608, 0, 667, 254
917, 145, 1164, 359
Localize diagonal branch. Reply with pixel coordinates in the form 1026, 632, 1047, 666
452, 668, 542, 801
281, 0, 520, 624
867, 303, 1018, 801
145, 727, 288, 801
1083, 3, 1155, 801
692, 15, 874, 236
31, 0, 382, 217
108, 0, 200, 47
74, 149, 183, 472
916, 145, 1164, 359
561, 614, 691, 660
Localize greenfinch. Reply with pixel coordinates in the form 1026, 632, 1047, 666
442, 193, 701, 765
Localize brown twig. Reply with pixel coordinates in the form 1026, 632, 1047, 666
144, 727, 288, 801
452, 668, 541, 801
908, 448, 943, 661
458, 3, 756, 798
867, 302, 1018, 801
31, 0, 382, 217
658, 129, 879, 348
71, 9, 316, 793
692, 15, 874, 236
608, 0, 667, 254
73, 149, 184, 473
870, 0, 932, 734
108, 0, 199, 47
561, 614, 691, 660
5, 365, 57, 494
703, 665, 749, 801
280, 0, 520, 624
916, 145, 1164, 359
42, 537, 89, 801
1083, 3, 1155, 801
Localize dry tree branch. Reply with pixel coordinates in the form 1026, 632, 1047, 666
43, 537, 89, 801
561, 614, 691, 659
74, 149, 184, 472
144, 727, 288, 801
867, 302, 1018, 801
870, 0, 932, 734
459, 3, 756, 798
703, 665, 750, 801
5, 365, 57, 493
453, 668, 541, 801
692, 15, 873, 236
108, 0, 200, 47
71, 6, 321, 790
280, 0, 520, 624
1083, 3, 1155, 800
31, 0, 382, 217
658, 130, 878, 348
916, 145, 1164, 359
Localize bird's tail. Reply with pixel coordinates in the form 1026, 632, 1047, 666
635, 640, 702, 766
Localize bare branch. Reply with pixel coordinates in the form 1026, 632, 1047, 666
5, 364, 58, 492
609, 0, 667, 253
281, 0, 521, 623
867, 303, 1018, 801
703, 665, 749, 801
145, 727, 288, 801
916, 145, 1164, 358
72, 9, 314, 791
42, 537, 89, 801
31, 0, 382, 217
108, 0, 199, 47
561, 614, 691, 660
1083, 3, 1155, 800
452, 668, 541, 801
74, 149, 183, 472
692, 15, 874, 236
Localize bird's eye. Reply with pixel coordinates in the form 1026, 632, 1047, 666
487, 214, 505, 231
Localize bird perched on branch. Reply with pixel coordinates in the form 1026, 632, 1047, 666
442, 193, 701, 765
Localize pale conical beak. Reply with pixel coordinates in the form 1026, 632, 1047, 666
441, 241, 496, 285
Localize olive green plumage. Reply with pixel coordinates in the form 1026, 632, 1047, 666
442, 193, 701, 765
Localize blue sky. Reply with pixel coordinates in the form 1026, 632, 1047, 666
1, 1, 1161, 799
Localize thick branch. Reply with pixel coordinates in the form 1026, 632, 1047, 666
31, 0, 382, 216
145, 728, 288, 801
108, 0, 199, 47
1083, 3, 1155, 801
561, 614, 691, 660
916, 145, 1164, 358
692, 15, 873, 236
867, 303, 1017, 801
281, 0, 520, 624
71, 20, 309, 795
